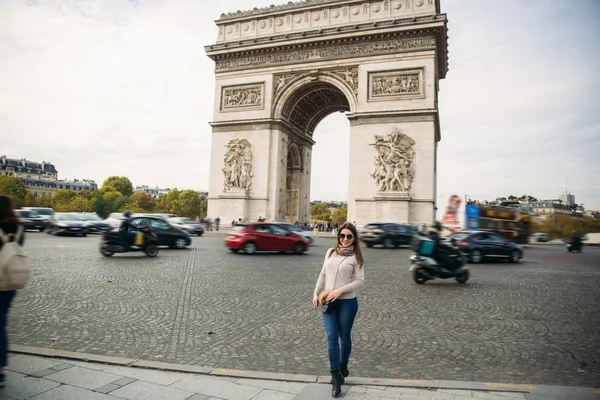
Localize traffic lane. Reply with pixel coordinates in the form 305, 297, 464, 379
523, 244, 600, 268
10, 232, 600, 387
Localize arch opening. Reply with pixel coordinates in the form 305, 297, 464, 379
280, 82, 351, 223
280, 82, 350, 138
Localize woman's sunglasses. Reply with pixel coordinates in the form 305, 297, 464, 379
339, 233, 354, 240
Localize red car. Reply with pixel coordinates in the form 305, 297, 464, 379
225, 222, 309, 255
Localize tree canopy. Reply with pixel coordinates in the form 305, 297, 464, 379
101, 176, 134, 197
310, 202, 331, 222
2, 175, 207, 220
0, 176, 27, 208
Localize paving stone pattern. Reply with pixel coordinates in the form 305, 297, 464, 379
2, 354, 535, 400
9, 234, 600, 387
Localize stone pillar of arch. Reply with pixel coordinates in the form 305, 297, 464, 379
206, 0, 448, 226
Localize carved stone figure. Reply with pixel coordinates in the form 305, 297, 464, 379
274, 73, 299, 96
369, 128, 416, 192
371, 73, 420, 96
222, 86, 263, 109
331, 67, 358, 94
223, 139, 253, 192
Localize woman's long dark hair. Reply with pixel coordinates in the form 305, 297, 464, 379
331, 222, 364, 268
0, 195, 19, 224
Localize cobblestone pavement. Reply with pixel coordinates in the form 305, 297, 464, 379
9, 232, 600, 388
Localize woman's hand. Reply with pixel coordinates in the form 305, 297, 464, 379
312, 294, 319, 308
326, 289, 344, 302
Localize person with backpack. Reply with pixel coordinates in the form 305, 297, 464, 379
0, 195, 26, 387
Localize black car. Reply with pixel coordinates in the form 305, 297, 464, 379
449, 231, 523, 263
16, 209, 47, 231
360, 223, 418, 248
78, 213, 112, 233
130, 216, 191, 249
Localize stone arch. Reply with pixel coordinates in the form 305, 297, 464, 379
206, 0, 447, 226
287, 143, 302, 169
273, 74, 357, 138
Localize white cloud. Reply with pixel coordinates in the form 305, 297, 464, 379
1, 0, 599, 212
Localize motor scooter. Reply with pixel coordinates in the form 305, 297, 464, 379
566, 238, 583, 252
409, 235, 469, 284
100, 226, 159, 257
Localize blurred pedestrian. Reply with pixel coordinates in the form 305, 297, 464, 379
312, 222, 365, 398
0, 195, 25, 387
215, 217, 220, 231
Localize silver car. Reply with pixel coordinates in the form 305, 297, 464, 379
46, 213, 89, 236
169, 217, 205, 236
275, 222, 314, 244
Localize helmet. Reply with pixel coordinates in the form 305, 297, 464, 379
433, 221, 443, 232
122, 210, 133, 218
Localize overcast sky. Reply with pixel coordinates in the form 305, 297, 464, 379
1, 0, 599, 212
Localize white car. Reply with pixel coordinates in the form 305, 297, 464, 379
105, 212, 125, 229
275, 222, 314, 244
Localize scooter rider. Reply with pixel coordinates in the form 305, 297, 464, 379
570, 231, 582, 250
429, 221, 455, 270
118, 210, 134, 249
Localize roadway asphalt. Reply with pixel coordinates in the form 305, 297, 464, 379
7, 231, 600, 390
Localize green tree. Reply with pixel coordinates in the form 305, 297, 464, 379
77, 189, 95, 201
102, 176, 134, 197
37, 194, 53, 208
331, 207, 348, 226
532, 214, 600, 238
171, 190, 203, 218
310, 202, 331, 222
69, 196, 91, 212
155, 189, 180, 213
129, 192, 156, 212
199, 199, 207, 219
91, 195, 113, 218
24, 192, 38, 207
0, 176, 27, 208
52, 190, 77, 212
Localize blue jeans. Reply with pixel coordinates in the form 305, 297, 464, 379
322, 297, 358, 371
0, 291, 16, 369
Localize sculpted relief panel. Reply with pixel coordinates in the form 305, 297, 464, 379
223, 138, 253, 192
221, 83, 264, 110
216, 36, 435, 72
370, 128, 416, 192
369, 69, 423, 100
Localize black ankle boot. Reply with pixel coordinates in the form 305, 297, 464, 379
330, 370, 342, 398
340, 362, 349, 379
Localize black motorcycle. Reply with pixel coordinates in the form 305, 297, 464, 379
409, 235, 469, 284
100, 227, 159, 257
566, 238, 583, 252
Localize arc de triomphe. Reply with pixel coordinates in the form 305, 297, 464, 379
205, 0, 448, 226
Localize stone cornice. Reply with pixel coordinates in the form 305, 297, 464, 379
206, 17, 448, 78
219, 0, 350, 21
215, 0, 442, 43
207, 13, 445, 51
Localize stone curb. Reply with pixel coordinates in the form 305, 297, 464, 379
10, 345, 600, 397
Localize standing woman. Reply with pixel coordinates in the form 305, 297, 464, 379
313, 222, 365, 398
0, 195, 25, 387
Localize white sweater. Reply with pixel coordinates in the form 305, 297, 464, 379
313, 248, 365, 300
